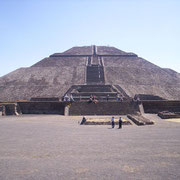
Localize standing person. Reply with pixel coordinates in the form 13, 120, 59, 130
70, 94, 74, 102
111, 117, 115, 128
80, 116, 86, 125
64, 94, 69, 101
116, 94, 120, 101
88, 95, 93, 103
118, 117, 122, 129
107, 94, 110, 102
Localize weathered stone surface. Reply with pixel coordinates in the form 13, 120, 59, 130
104, 56, 180, 100
142, 101, 180, 113
18, 102, 66, 114
69, 101, 139, 115
0, 66, 85, 101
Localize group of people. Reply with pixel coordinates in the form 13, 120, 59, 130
80, 116, 123, 128
111, 117, 122, 129
88, 95, 98, 104
62, 93, 124, 102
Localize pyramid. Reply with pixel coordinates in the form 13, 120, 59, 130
0, 45, 180, 102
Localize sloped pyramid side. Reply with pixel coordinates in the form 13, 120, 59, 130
97, 46, 136, 55
104, 56, 180, 100
51, 46, 92, 56
0, 56, 87, 101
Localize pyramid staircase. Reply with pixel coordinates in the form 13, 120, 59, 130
63, 45, 129, 102
86, 65, 105, 85
68, 85, 118, 101
64, 84, 129, 102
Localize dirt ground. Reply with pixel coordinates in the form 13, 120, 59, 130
0, 114, 180, 180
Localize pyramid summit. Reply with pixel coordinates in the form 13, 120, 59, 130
0, 45, 180, 102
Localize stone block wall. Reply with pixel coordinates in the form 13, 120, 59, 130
69, 101, 139, 115
142, 101, 180, 113
18, 102, 66, 114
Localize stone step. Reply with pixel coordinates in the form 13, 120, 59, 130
72, 92, 117, 96
72, 97, 118, 102
86, 65, 105, 84
78, 85, 113, 92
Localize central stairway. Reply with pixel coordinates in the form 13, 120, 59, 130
64, 84, 129, 102
65, 85, 118, 101
63, 45, 129, 102
86, 65, 105, 85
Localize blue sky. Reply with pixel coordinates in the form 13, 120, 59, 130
0, 0, 180, 77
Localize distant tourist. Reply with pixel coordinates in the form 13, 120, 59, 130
70, 94, 74, 102
107, 94, 110, 101
133, 95, 141, 104
111, 117, 115, 128
137, 96, 141, 104
92, 95, 98, 104
118, 117, 122, 129
64, 94, 69, 101
80, 116, 86, 125
118, 94, 123, 102
116, 94, 121, 101
88, 95, 93, 103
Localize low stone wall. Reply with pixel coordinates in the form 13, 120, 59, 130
127, 114, 154, 126
158, 111, 180, 119
18, 102, 66, 115
142, 101, 180, 114
69, 101, 139, 115
5, 100, 179, 116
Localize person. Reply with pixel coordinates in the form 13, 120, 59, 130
116, 94, 120, 101
80, 116, 86, 125
111, 117, 115, 128
88, 95, 93, 103
64, 94, 69, 101
70, 94, 74, 102
118, 117, 122, 129
107, 94, 110, 102
92, 95, 98, 104
94, 99, 98, 104
88, 95, 98, 104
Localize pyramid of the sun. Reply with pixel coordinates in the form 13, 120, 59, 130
0, 45, 180, 101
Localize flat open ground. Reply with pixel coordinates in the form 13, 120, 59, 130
0, 114, 180, 180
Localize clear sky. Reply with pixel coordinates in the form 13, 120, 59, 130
0, 0, 180, 77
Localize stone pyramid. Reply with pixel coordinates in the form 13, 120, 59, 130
0, 45, 180, 101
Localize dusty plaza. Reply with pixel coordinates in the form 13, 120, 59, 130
0, 114, 180, 180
